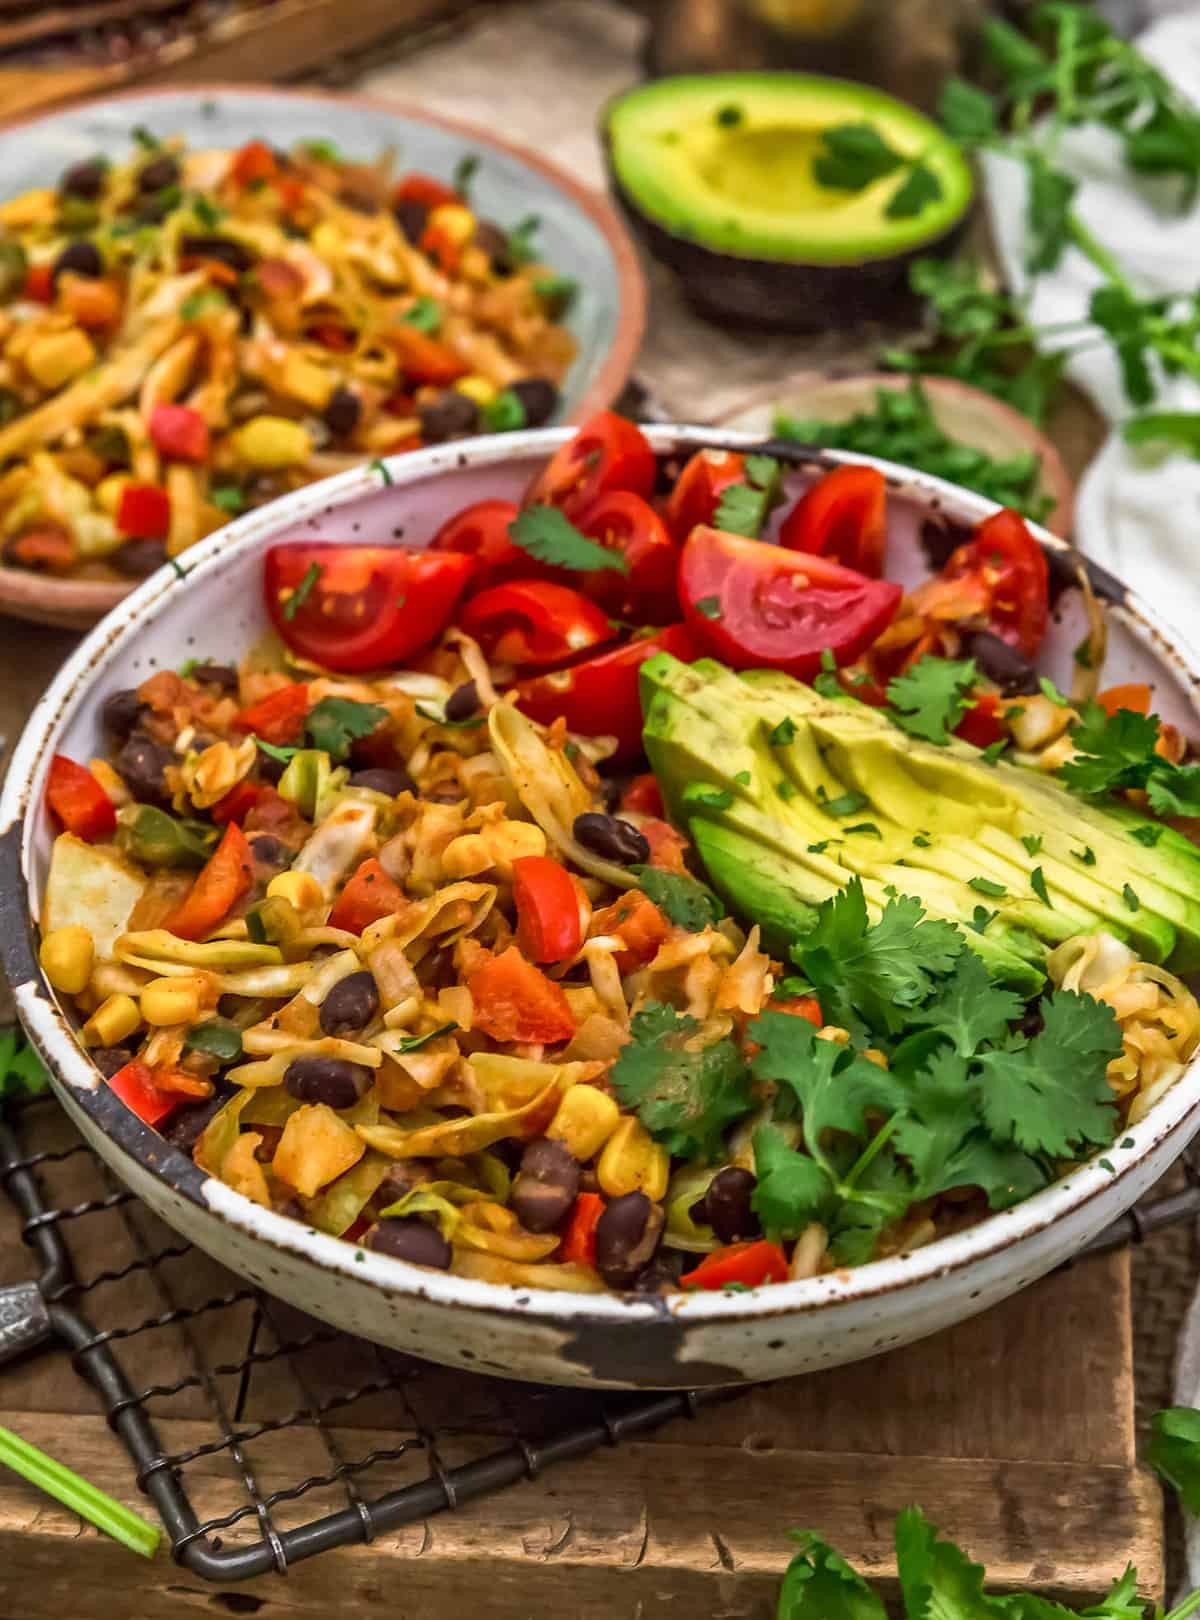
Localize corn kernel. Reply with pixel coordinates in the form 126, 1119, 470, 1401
426, 204, 476, 247
40, 926, 95, 994
454, 374, 498, 409
141, 975, 203, 1027
267, 870, 324, 911
26, 327, 96, 390
597, 1116, 668, 1200
82, 993, 141, 1048
482, 818, 546, 879
231, 415, 311, 471
95, 473, 130, 516
547, 1083, 620, 1162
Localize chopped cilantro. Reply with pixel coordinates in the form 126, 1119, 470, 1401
844, 822, 881, 838
695, 595, 722, 621
253, 737, 300, 765
967, 877, 1007, 897
1123, 882, 1141, 911
300, 138, 341, 161
1021, 834, 1043, 856
509, 505, 627, 574
1038, 675, 1069, 705
733, 769, 751, 786
886, 655, 978, 745
168, 558, 189, 580
913, 832, 932, 848
980, 740, 1008, 765
400, 296, 442, 333
132, 125, 160, 149
968, 905, 996, 933
776, 780, 797, 801
183, 1021, 243, 1062
1074, 635, 1096, 669
1131, 824, 1163, 847
713, 455, 785, 538
682, 782, 734, 812
369, 458, 393, 486
505, 213, 542, 266
1058, 699, 1200, 817
1099, 1157, 1115, 1172
452, 153, 479, 195
807, 840, 833, 854
817, 787, 870, 818
305, 697, 387, 761
610, 1002, 754, 1160
533, 274, 578, 316
392, 1022, 458, 1053
820, 648, 837, 673
1150, 1408, 1200, 1516
211, 486, 244, 514
415, 702, 485, 730
1073, 845, 1097, 866
630, 867, 722, 932
282, 561, 320, 622
1030, 866, 1051, 905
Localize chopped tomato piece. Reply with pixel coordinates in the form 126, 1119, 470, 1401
23, 265, 53, 304
46, 755, 116, 841
940, 509, 1049, 658
393, 173, 461, 210
389, 324, 469, 386
430, 499, 528, 589
419, 222, 461, 274
524, 410, 656, 520
233, 682, 310, 744
210, 779, 265, 826
640, 817, 690, 874
273, 176, 308, 215
461, 579, 614, 668
116, 483, 170, 541
243, 786, 309, 846
59, 275, 121, 329
106, 1061, 179, 1128
466, 946, 576, 1044
6, 526, 76, 573
771, 995, 823, 1027
265, 545, 472, 673
619, 774, 664, 819
664, 449, 748, 543
161, 822, 254, 941
309, 322, 355, 352
328, 858, 404, 934
779, 465, 888, 577
512, 856, 583, 965
1098, 682, 1152, 718
590, 889, 670, 974
954, 690, 1006, 749
680, 1240, 789, 1291
576, 490, 678, 621
231, 139, 278, 186
149, 403, 210, 464
559, 1192, 605, 1264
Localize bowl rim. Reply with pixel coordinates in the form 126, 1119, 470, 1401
5, 423, 1200, 1334
0, 82, 647, 627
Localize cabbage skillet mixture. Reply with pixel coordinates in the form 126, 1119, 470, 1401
37, 413, 1200, 1296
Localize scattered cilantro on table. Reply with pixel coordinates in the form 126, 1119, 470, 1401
508, 505, 628, 574
609, 1003, 753, 1161
713, 455, 785, 539
0, 1028, 50, 1100
1150, 1407, 1200, 1516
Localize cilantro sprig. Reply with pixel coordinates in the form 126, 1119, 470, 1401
609, 1003, 754, 1161
886, 655, 978, 746
508, 505, 628, 574
1057, 700, 1200, 815
254, 696, 386, 766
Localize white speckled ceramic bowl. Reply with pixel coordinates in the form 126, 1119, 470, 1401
4, 426, 1200, 1388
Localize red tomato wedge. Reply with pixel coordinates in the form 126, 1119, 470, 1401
466, 946, 576, 1044
512, 856, 583, 964
430, 498, 528, 588
524, 410, 656, 520
233, 682, 310, 744
161, 822, 253, 942
265, 544, 472, 673
328, 857, 404, 933
46, 756, 116, 841
663, 449, 747, 542
679, 526, 902, 680
941, 508, 1049, 658
619, 773, 664, 818
559, 1192, 605, 1264
149, 403, 209, 464
680, 1240, 789, 1291
779, 464, 888, 576
576, 490, 678, 621
460, 579, 613, 668
515, 623, 699, 761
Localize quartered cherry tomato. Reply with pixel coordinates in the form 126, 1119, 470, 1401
663, 449, 748, 542
678, 526, 901, 681
779, 464, 887, 576
265, 544, 473, 673
460, 579, 613, 668
429, 498, 528, 588
515, 623, 699, 761
576, 490, 678, 621
524, 410, 656, 519
940, 508, 1049, 658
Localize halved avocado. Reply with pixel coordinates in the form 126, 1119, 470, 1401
603, 72, 973, 330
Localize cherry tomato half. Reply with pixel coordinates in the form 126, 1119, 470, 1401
679, 526, 902, 681
663, 448, 747, 543
524, 410, 656, 520
779, 464, 887, 577
941, 508, 1049, 658
515, 623, 699, 761
576, 490, 678, 621
512, 856, 583, 964
460, 579, 613, 668
265, 544, 473, 673
429, 498, 528, 589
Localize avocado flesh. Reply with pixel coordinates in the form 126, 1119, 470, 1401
641, 654, 1200, 977
605, 73, 974, 266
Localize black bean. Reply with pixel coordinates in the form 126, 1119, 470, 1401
111, 538, 166, 577
163, 1092, 229, 1152
572, 813, 650, 866
52, 239, 102, 286
88, 1045, 133, 1079
630, 1255, 681, 1294
510, 378, 560, 427
247, 834, 292, 871
179, 234, 253, 272
594, 1192, 664, 1289
258, 751, 287, 785
701, 1167, 761, 1243
60, 157, 108, 200
284, 1055, 373, 1109
510, 1138, 580, 1233
348, 767, 415, 796
138, 154, 180, 194
444, 680, 479, 722
393, 199, 429, 244
418, 390, 479, 444
323, 385, 361, 440
319, 971, 380, 1038
473, 221, 512, 273
116, 730, 174, 807
101, 688, 145, 739
960, 630, 1040, 697
188, 662, 239, 691
1018, 1002, 1044, 1040
377, 1161, 433, 1204
365, 1217, 452, 1269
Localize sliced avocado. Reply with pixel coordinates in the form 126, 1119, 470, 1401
603, 73, 973, 329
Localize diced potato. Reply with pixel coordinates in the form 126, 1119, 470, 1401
272, 1103, 364, 1197
279, 352, 334, 410
43, 833, 146, 961
221, 1131, 271, 1207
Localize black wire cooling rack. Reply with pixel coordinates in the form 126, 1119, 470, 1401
1, 1092, 1198, 1583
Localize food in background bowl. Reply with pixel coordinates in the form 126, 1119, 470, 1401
32, 414, 1200, 1302
0, 129, 576, 583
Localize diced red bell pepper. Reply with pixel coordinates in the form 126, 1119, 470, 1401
559, 1192, 605, 1265
210, 779, 265, 826
233, 682, 311, 745
149, 403, 210, 464
393, 173, 461, 210
955, 690, 1006, 750
619, 774, 665, 819
231, 139, 278, 186
106, 1060, 179, 1127
161, 822, 253, 941
328, 858, 404, 934
680, 1240, 789, 1291
466, 946, 576, 1044
512, 856, 583, 965
116, 483, 171, 541
23, 265, 53, 304
46, 755, 117, 842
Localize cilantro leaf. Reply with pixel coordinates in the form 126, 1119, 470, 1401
609, 1002, 753, 1160
750, 1009, 906, 1142
886, 656, 978, 745
1146, 765, 1200, 816
283, 560, 320, 621
630, 866, 722, 932
391, 1022, 458, 1053
452, 153, 479, 196
938, 76, 997, 144
976, 989, 1122, 1156
508, 505, 628, 574
895, 1506, 1010, 1620
401, 296, 442, 333
1149, 1406, 1200, 1516
695, 595, 722, 620
506, 213, 542, 266
751, 1125, 836, 1240
304, 697, 387, 762
713, 455, 785, 538
1059, 701, 1163, 796
777, 1530, 888, 1620
906, 950, 1023, 1058
887, 160, 943, 219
